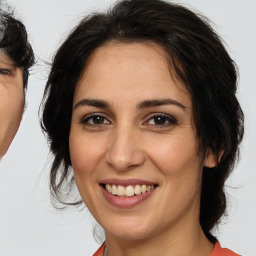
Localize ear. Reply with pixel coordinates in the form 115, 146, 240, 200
204, 149, 223, 168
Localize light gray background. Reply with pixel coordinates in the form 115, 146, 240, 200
0, 0, 255, 255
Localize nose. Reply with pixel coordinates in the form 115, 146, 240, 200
105, 126, 145, 172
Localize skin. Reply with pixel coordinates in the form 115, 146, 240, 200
69, 42, 217, 256
0, 51, 24, 157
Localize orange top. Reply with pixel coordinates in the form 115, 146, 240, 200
93, 242, 240, 256
210, 242, 240, 256
93, 243, 105, 256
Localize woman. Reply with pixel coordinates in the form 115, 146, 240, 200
41, 0, 244, 255
0, 8, 34, 157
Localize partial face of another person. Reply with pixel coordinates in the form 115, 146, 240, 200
0, 51, 24, 157
69, 42, 216, 241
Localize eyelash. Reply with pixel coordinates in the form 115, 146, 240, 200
80, 112, 177, 129
81, 113, 110, 127
145, 113, 177, 128
0, 68, 12, 75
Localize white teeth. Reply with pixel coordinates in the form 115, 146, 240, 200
125, 185, 134, 197
106, 184, 112, 193
134, 185, 142, 195
112, 185, 117, 195
105, 184, 155, 197
141, 185, 147, 193
117, 185, 125, 196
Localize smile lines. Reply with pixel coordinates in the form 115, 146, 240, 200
104, 184, 156, 197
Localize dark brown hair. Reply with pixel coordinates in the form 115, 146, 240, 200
0, 8, 34, 88
41, 0, 244, 241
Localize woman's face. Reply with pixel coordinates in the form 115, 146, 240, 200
0, 52, 24, 157
69, 42, 215, 241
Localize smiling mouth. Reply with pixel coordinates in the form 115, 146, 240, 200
101, 184, 158, 197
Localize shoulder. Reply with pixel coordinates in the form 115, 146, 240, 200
210, 242, 241, 256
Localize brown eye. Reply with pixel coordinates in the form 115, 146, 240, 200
81, 114, 110, 126
91, 116, 105, 124
146, 113, 177, 127
153, 116, 168, 125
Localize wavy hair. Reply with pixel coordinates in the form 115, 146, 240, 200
0, 7, 34, 88
41, 0, 244, 241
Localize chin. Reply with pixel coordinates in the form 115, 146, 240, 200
103, 216, 156, 241
108, 229, 151, 241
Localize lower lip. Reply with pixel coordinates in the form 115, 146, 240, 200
101, 186, 156, 209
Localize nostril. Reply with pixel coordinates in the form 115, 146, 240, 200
105, 136, 145, 171
105, 154, 146, 172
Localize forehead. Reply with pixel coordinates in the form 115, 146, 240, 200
86, 41, 171, 76
0, 50, 15, 67
75, 41, 190, 101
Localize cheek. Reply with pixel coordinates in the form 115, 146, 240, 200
9, 96, 24, 122
69, 132, 108, 210
0, 88, 23, 115
69, 132, 107, 177
146, 131, 202, 179
0, 85, 24, 156
146, 134, 203, 222
0, 77, 24, 112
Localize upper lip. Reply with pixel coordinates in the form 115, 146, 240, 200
99, 178, 158, 187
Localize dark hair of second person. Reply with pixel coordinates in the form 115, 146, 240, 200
41, 0, 244, 245
0, 8, 34, 157
0, 8, 34, 88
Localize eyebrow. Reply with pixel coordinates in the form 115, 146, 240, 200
74, 99, 110, 110
74, 98, 186, 111
137, 99, 186, 110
